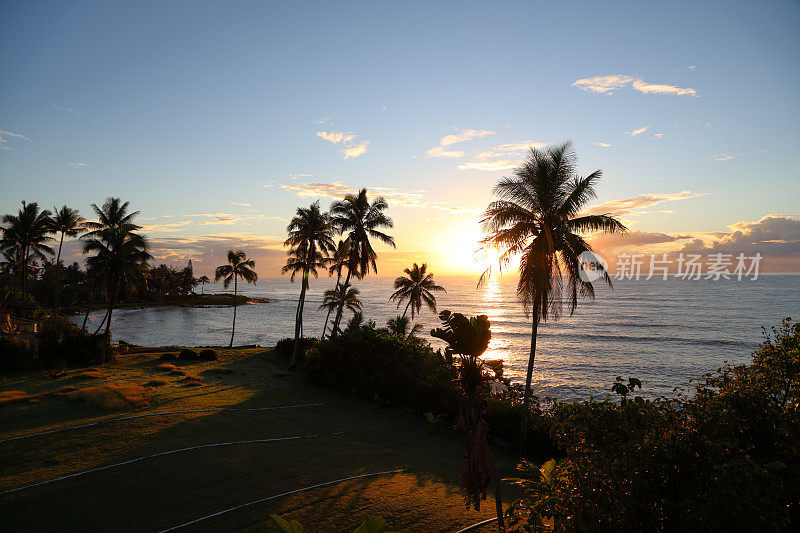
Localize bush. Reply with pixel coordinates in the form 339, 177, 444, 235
505, 317, 800, 532
0, 337, 34, 372
275, 337, 317, 361
159, 352, 177, 361
37, 319, 109, 368
178, 348, 199, 360
199, 349, 218, 361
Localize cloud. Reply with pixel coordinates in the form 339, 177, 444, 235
342, 141, 369, 159
229, 202, 251, 207
595, 142, 612, 148
52, 103, 84, 117
572, 74, 697, 96
652, 133, 663, 139
457, 140, 548, 171
140, 212, 285, 233
316, 131, 355, 145
0, 129, 30, 151
683, 215, 800, 257
69, 162, 87, 167
626, 126, 648, 137
585, 190, 709, 218
439, 129, 495, 146
712, 153, 740, 161
280, 181, 479, 214
688, 65, 698, 71
146, 233, 288, 274
426, 146, 465, 158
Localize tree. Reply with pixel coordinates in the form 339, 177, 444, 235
81, 199, 152, 342
321, 239, 350, 339
0, 201, 54, 298
386, 314, 422, 339
389, 262, 445, 319
431, 310, 504, 529
319, 282, 362, 334
479, 141, 627, 450
49, 205, 85, 314
215, 250, 257, 348
197, 275, 210, 294
329, 189, 395, 336
282, 202, 334, 369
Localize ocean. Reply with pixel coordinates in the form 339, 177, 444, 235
77, 274, 800, 401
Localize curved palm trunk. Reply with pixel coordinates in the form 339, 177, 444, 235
519, 308, 539, 455
330, 269, 352, 337
289, 271, 308, 370
82, 288, 94, 331
321, 271, 342, 339
54, 232, 65, 315
229, 274, 238, 348
402, 300, 412, 320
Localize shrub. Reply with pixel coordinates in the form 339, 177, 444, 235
0, 337, 34, 372
36, 319, 110, 368
178, 348, 198, 360
199, 349, 218, 361
275, 337, 317, 361
159, 352, 177, 361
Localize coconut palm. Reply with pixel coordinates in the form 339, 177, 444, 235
480, 141, 627, 450
389, 262, 446, 319
49, 206, 85, 314
321, 239, 350, 339
329, 188, 395, 336
215, 250, 257, 348
0, 201, 54, 298
197, 275, 210, 294
319, 282, 362, 328
282, 202, 335, 369
431, 310, 504, 529
386, 314, 422, 339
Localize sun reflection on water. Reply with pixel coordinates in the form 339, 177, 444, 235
481, 276, 507, 362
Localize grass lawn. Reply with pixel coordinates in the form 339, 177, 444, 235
0, 348, 515, 532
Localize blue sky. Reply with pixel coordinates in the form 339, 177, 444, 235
1, 0, 799, 275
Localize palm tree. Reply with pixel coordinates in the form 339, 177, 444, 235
480, 141, 627, 450
431, 310, 504, 529
321, 239, 350, 339
387, 314, 422, 339
215, 250, 257, 348
49, 206, 85, 314
389, 262, 446, 319
197, 275, 210, 294
319, 282, 362, 336
329, 188, 395, 336
0, 201, 54, 298
282, 202, 334, 369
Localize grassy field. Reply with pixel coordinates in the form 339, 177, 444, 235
0, 348, 514, 532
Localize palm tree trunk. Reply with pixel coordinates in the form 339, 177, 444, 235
321, 272, 341, 339
54, 231, 64, 314
93, 307, 110, 335
487, 443, 505, 531
331, 269, 352, 337
519, 308, 539, 455
229, 274, 238, 348
82, 288, 94, 331
104, 283, 117, 337
402, 300, 412, 319
290, 272, 308, 370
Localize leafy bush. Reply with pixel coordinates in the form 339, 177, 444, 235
505, 317, 800, 532
0, 337, 34, 372
178, 348, 198, 360
275, 337, 317, 361
159, 352, 177, 361
199, 348, 218, 361
37, 319, 109, 368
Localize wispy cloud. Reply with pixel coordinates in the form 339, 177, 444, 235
595, 142, 612, 148
626, 126, 648, 136
573, 74, 698, 96
712, 149, 767, 162
585, 190, 709, 218
343, 141, 369, 159
316, 131, 355, 145
230, 202, 251, 207
426, 146, 465, 158
52, 103, 84, 117
457, 140, 547, 171
0, 129, 30, 151
280, 181, 478, 214
69, 162, 87, 167
426, 128, 495, 159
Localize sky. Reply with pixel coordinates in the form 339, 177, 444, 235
1, 0, 799, 277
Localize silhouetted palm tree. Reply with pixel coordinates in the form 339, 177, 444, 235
480, 141, 627, 449
215, 250, 257, 348
386, 314, 422, 339
321, 239, 350, 339
431, 310, 503, 528
50, 206, 85, 314
389, 262, 445, 319
197, 275, 210, 294
282, 202, 335, 368
329, 189, 395, 336
0, 201, 54, 298
319, 283, 362, 321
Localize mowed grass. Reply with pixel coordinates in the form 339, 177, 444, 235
0, 348, 514, 532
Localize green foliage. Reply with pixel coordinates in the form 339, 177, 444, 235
505, 317, 800, 532
275, 337, 317, 360
0, 336, 34, 372
36, 319, 109, 368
